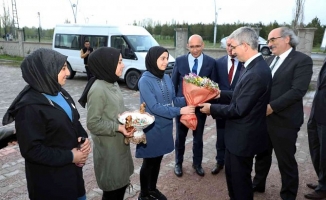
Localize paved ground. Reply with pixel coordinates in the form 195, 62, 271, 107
0, 54, 325, 200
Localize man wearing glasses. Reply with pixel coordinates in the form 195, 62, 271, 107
172, 34, 216, 177
199, 27, 272, 200
253, 27, 313, 200
211, 38, 243, 176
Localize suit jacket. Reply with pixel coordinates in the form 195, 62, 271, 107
309, 61, 326, 125
172, 53, 217, 97
267, 50, 313, 129
214, 55, 242, 128
172, 53, 216, 121
215, 55, 242, 91
210, 55, 272, 157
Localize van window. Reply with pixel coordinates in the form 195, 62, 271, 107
54, 34, 108, 50
82, 35, 108, 49
111, 36, 130, 58
55, 34, 80, 49
125, 35, 159, 52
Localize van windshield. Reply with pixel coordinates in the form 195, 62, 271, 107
125, 35, 159, 52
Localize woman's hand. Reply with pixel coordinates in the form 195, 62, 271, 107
180, 105, 195, 115
118, 125, 135, 138
71, 148, 88, 164
78, 137, 91, 154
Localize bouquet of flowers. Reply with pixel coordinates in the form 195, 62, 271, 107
181, 73, 219, 130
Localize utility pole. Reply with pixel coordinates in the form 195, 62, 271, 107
213, 0, 221, 46
11, 0, 19, 28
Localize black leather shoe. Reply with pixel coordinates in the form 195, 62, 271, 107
304, 191, 326, 199
307, 183, 318, 190
211, 163, 224, 175
252, 186, 265, 193
193, 164, 205, 176
174, 164, 183, 177
138, 196, 156, 200
149, 189, 167, 200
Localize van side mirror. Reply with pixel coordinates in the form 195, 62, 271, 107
124, 48, 136, 59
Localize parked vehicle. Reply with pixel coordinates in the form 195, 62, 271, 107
220, 36, 271, 56
52, 24, 175, 90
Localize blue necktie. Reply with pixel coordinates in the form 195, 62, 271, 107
192, 58, 198, 74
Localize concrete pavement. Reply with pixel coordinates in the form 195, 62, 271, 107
0, 54, 325, 200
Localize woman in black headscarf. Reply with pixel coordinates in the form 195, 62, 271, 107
2, 48, 91, 200
136, 46, 194, 200
79, 47, 134, 200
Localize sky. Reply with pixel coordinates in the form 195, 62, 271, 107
5, 0, 326, 29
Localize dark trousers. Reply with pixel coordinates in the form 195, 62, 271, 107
85, 65, 93, 81
254, 124, 299, 200
102, 185, 128, 200
175, 113, 206, 166
215, 126, 226, 166
139, 156, 163, 197
308, 118, 326, 191
225, 149, 253, 200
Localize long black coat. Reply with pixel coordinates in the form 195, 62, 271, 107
211, 55, 272, 157
12, 88, 88, 200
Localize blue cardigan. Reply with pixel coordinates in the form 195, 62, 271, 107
136, 71, 186, 158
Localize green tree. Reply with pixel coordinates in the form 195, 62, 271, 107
306, 17, 324, 46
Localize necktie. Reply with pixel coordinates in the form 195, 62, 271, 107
192, 58, 198, 74
270, 56, 280, 71
228, 58, 235, 84
239, 64, 246, 77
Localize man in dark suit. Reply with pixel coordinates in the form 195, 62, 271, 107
305, 59, 326, 199
200, 27, 272, 200
253, 27, 313, 200
172, 34, 216, 177
211, 38, 243, 175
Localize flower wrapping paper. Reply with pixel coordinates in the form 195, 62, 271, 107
180, 74, 219, 130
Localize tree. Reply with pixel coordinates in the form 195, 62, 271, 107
1, 4, 12, 35
306, 17, 324, 46
292, 0, 305, 30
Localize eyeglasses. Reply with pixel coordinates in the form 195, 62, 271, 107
230, 43, 243, 50
267, 36, 282, 44
189, 45, 202, 49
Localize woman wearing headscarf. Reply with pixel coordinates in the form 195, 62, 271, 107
2, 48, 91, 200
136, 46, 195, 200
79, 47, 134, 200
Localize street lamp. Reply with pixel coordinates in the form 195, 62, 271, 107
69, 0, 79, 23
213, 0, 221, 46
37, 12, 41, 29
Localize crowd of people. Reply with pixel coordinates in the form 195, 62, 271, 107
1, 25, 324, 200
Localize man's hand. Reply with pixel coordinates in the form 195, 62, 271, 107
198, 103, 211, 115
266, 104, 273, 116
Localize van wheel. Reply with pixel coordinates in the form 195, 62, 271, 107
125, 70, 140, 90
67, 63, 76, 79
261, 47, 271, 56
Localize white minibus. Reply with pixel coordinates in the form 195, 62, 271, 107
52, 24, 175, 90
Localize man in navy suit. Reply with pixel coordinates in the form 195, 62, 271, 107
211, 38, 243, 175
200, 27, 272, 200
172, 34, 216, 177
252, 27, 313, 200
305, 60, 326, 199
